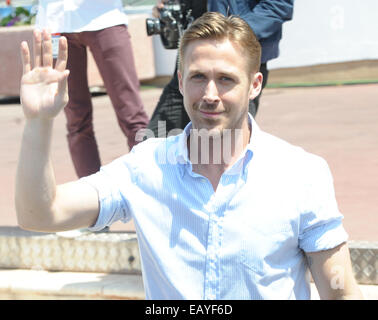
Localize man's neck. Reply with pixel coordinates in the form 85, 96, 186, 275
188, 126, 251, 191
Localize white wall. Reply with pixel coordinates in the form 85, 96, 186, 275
152, 35, 178, 76
268, 0, 378, 69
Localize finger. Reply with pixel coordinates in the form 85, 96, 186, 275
56, 70, 70, 104
152, 7, 159, 18
20, 41, 31, 74
42, 29, 53, 68
54, 36, 68, 72
55, 70, 70, 91
33, 29, 42, 68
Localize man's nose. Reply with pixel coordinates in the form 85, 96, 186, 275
203, 80, 220, 103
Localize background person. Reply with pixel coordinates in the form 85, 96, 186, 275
36, 0, 149, 178
148, 0, 294, 137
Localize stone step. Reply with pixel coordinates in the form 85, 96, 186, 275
0, 269, 145, 300
1, 269, 377, 300
348, 240, 378, 285
0, 227, 377, 285
0, 227, 141, 274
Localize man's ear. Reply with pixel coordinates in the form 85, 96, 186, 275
249, 72, 263, 100
177, 70, 184, 96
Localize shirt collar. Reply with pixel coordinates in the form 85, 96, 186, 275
175, 113, 260, 174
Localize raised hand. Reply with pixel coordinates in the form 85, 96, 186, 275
20, 29, 70, 119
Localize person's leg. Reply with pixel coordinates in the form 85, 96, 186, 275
84, 25, 149, 150
249, 63, 269, 117
62, 33, 101, 178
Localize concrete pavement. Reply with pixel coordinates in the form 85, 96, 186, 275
1, 83, 377, 240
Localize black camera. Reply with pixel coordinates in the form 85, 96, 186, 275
146, 0, 193, 49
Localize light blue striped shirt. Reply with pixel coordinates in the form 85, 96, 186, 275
83, 115, 348, 300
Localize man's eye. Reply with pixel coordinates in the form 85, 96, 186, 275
220, 76, 233, 82
191, 74, 205, 80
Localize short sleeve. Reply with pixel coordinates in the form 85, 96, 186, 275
79, 155, 135, 232
298, 156, 348, 252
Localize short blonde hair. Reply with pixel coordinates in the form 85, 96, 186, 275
178, 12, 261, 75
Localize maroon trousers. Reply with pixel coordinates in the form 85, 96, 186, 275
62, 25, 149, 178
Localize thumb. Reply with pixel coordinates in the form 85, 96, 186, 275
56, 69, 70, 105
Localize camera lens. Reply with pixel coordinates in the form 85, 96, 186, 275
146, 18, 161, 36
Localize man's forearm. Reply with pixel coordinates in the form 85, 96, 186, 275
15, 118, 58, 230
15, 30, 99, 233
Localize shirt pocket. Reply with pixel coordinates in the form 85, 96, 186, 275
239, 229, 294, 277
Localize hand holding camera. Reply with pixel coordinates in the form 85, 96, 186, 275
146, 0, 193, 49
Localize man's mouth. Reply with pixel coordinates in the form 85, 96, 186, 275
199, 110, 223, 118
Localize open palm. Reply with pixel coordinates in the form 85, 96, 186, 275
20, 29, 69, 119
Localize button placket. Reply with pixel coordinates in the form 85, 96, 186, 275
204, 195, 225, 299
203, 173, 238, 299
204, 213, 219, 299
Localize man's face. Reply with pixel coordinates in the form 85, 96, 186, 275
178, 38, 262, 135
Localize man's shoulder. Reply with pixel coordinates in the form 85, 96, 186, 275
258, 130, 328, 170
132, 135, 180, 153
133, 136, 169, 150
125, 135, 182, 165
99, 136, 180, 176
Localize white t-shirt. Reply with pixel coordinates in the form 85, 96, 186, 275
35, 0, 128, 33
